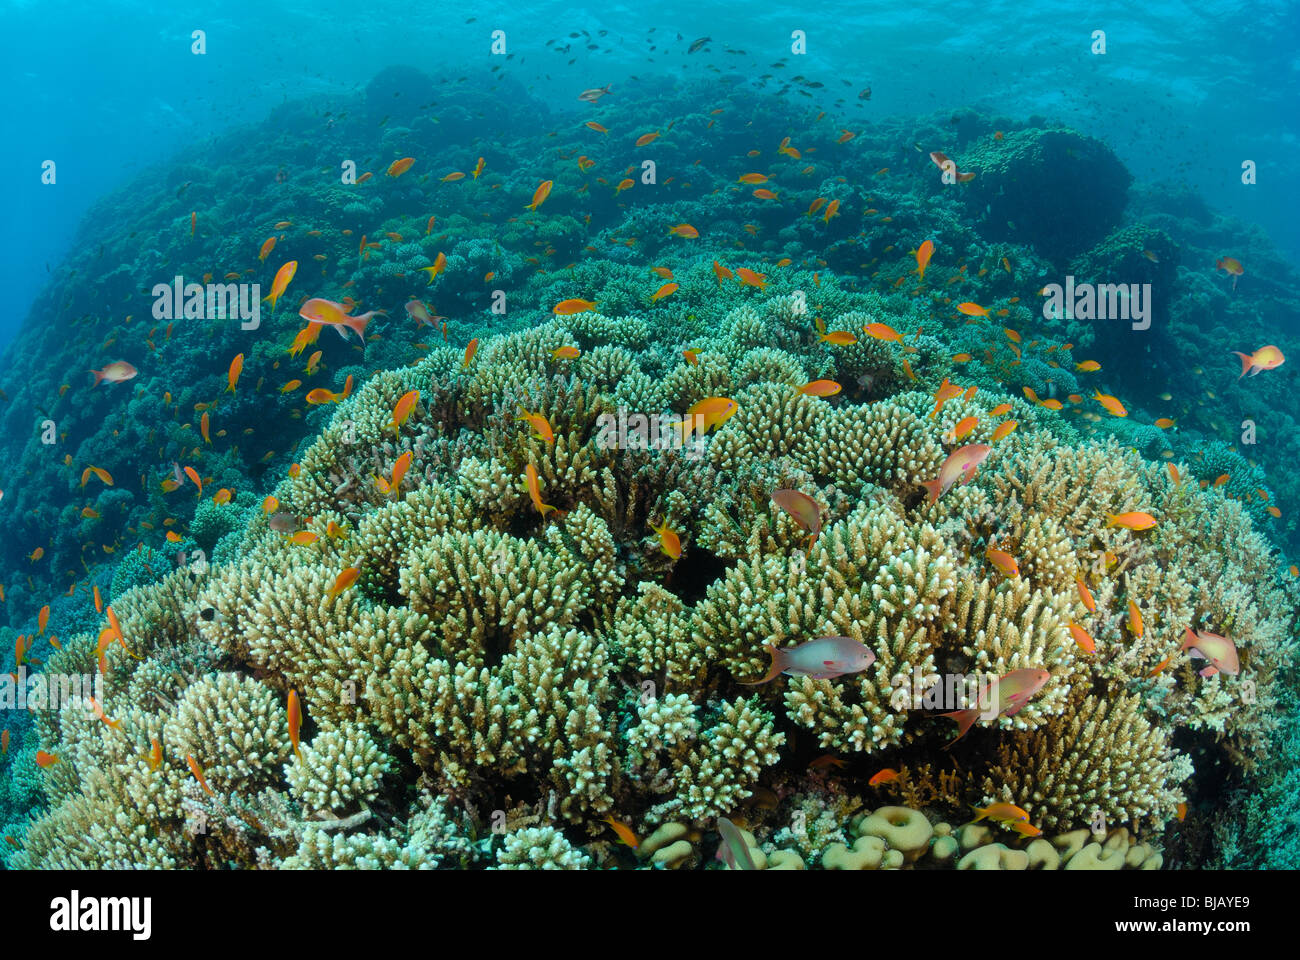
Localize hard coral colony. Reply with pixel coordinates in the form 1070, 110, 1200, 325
0, 54, 1297, 874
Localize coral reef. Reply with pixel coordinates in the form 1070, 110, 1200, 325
2, 71, 1297, 872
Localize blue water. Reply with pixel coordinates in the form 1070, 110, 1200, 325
3, 0, 1298, 346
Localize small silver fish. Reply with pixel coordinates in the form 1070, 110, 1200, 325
741, 636, 876, 684
577, 84, 612, 103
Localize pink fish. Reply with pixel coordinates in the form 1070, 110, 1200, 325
919, 444, 992, 504
741, 636, 876, 684
1230, 345, 1284, 379
298, 298, 387, 343
1181, 628, 1240, 678
769, 489, 822, 537
404, 299, 445, 328
940, 667, 1051, 743
89, 361, 138, 387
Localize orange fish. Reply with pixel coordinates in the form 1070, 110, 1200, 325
1075, 360, 1101, 372
914, 240, 934, 280
985, 544, 1019, 578
226, 354, 243, 394
327, 567, 360, 601
391, 390, 419, 440
200, 411, 211, 444
463, 338, 479, 368
798, 380, 841, 397
524, 463, 557, 518
186, 754, 215, 796
80, 466, 114, 487
649, 517, 682, 560
736, 268, 767, 289
947, 416, 979, 443
737, 173, 768, 184
602, 816, 640, 849
752, 188, 778, 200
1107, 512, 1157, 531
863, 322, 903, 343
822, 198, 840, 223
668, 224, 699, 238
1076, 577, 1096, 612
258, 236, 277, 261
990, 419, 1017, 443
1127, 600, 1145, 639
552, 346, 581, 360
472, 156, 485, 180
89, 696, 121, 729
1093, 391, 1127, 417
288, 689, 302, 759
36, 750, 59, 768
183, 465, 202, 498
263, 260, 298, 313
190, 211, 196, 237
1067, 622, 1095, 653
585, 121, 608, 134
553, 298, 597, 315
651, 282, 679, 302
517, 408, 555, 444
526, 180, 553, 211
635, 131, 660, 147
956, 302, 988, 317
1215, 257, 1244, 289
441, 171, 465, 182
288, 531, 318, 545
868, 768, 899, 786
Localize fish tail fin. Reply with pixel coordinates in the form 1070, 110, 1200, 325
919, 478, 942, 504
343, 313, 370, 340
88, 369, 104, 387
968, 804, 988, 823
939, 708, 978, 744
738, 643, 785, 685
1104, 513, 1117, 527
